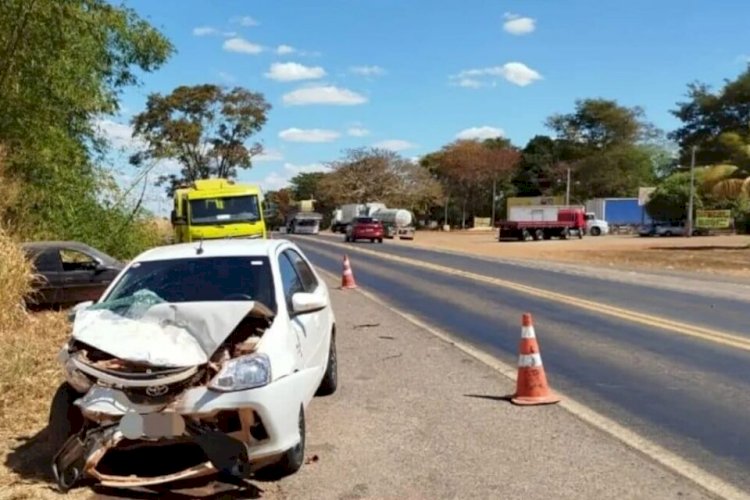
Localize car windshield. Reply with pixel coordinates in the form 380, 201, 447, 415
189, 195, 260, 225
99, 256, 276, 313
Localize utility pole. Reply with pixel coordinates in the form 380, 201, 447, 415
491, 179, 497, 226
565, 168, 571, 205
686, 145, 696, 237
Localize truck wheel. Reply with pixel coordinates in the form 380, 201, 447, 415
578, 229, 584, 239
378, 238, 383, 243
521, 229, 531, 241
534, 229, 544, 241
560, 228, 570, 240
591, 226, 601, 236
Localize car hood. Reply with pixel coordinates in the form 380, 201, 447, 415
71, 300, 255, 368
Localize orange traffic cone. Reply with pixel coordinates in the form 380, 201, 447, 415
341, 255, 357, 289
511, 313, 561, 406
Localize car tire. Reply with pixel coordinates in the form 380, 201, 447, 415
591, 226, 601, 236
316, 331, 338, 396
48, 382, 85, 453
261, 405, 306, 479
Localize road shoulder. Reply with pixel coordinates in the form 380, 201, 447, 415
261, 275, 713, 500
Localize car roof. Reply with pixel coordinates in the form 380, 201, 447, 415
21, 240, 120, 264
134, 238, 292, 262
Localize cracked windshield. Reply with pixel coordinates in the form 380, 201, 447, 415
2, 1, 750, 499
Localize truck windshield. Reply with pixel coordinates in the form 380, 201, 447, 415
189, 195, 260, 225
100, 256, 276, 312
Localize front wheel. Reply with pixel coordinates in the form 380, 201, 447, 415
317, 332, 338, 396
259, 406, 306, 479
590, 226, 601, 236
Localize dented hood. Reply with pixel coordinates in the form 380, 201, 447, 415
71, 300, 255, 368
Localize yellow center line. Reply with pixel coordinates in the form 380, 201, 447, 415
301, 237, 750, 352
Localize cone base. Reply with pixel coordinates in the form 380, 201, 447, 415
510, 392, 561, 406
340, 283, 357, 289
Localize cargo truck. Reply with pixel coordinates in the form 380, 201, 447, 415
497, 205, 586, 241
171, 178, 267, 242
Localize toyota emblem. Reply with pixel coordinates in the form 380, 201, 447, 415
145, 385, 169, 397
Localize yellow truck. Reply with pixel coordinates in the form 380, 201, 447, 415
170, 178, 267, 242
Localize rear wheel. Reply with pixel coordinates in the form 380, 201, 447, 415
370, 238, 375, 243
534, 229, 544, 241
560, 228, 570, 240
378, 238, 383, 243
521, 229, 531, 241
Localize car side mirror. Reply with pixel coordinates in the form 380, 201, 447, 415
68, 300, 94, 322
170, 210, 186, 225
291, 292, 327, 315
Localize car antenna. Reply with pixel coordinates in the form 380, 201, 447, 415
196, 238, 204, 255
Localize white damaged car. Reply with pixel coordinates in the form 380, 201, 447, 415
49, 239, 337, 491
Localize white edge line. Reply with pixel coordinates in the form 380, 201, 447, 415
317, 267, 748, 500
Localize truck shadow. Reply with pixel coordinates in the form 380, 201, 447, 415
651, 245, 750, 252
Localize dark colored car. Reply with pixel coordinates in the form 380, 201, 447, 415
22, 241, 124, 307
345, 217, 384, 243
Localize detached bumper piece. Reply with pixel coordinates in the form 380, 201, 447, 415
52, 422, 251, 492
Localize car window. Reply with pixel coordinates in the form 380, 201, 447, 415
28, 249, 62, 272
278, 253, 304, 309
284, 249, 318, 293
60, 249, 97, 272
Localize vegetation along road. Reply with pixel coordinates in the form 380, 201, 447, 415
288, 234, 750, 495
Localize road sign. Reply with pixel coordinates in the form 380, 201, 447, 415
695, 210, 732, 229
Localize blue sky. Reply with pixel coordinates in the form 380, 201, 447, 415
103, 0, 750, 213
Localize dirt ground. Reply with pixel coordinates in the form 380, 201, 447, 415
388, 230, 750, 280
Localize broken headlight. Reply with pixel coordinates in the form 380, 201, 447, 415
208, 353, 271, 392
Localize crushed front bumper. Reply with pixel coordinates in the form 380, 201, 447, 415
53, 367, 321, 491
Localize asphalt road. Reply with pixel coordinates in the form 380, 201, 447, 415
288, 233, 750, 495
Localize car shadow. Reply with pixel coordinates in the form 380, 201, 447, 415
4, 427, 57, 484
5, 427, 266, 499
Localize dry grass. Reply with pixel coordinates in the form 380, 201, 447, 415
0, 226, 78, 499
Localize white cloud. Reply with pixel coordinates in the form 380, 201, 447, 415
233, 16, 259, 27
222, 31, 238, 37
347, 127, 370, 137
373, 139, 416, 151
277, 44, 296, 55
503, 13, 536, 35
282, 85, 367, 106
265, 62, 326, 82
252, 162, 329, 190
95, 119, 144, 150
350, 65, 385, 77
279, 128, 341, 143
451, 62, 542, 88
455, 126, 506, 141
254, 149, 285, 163
223, 37, 263, 54
193, 26, 218, 36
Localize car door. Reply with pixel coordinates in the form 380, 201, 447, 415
284, 249, 328, 368
278, 251, 317, 369
58, 248, 105, 304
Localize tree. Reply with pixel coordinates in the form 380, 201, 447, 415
573, 145, 656, 200
0, 0, 173, 257
670, 66, 750, 169
646, 171, 704, 222
131, 84, 271, 194
428, 140, 520, 227
290, 172, 327, 201
318, 148, 443, 216
263, 188, 294, 229
547, 98, 659, 152
512, 135, 569, 196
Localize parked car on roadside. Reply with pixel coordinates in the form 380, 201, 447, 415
22, 241, 124, 307
638, 221, 704, 237
345, 216, 384, 243
49, 238, 337, 492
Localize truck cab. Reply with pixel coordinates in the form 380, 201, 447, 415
171, 179, 267, 243
584, 212, 610, 236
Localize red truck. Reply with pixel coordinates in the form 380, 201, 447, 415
497, 205, 586, 241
